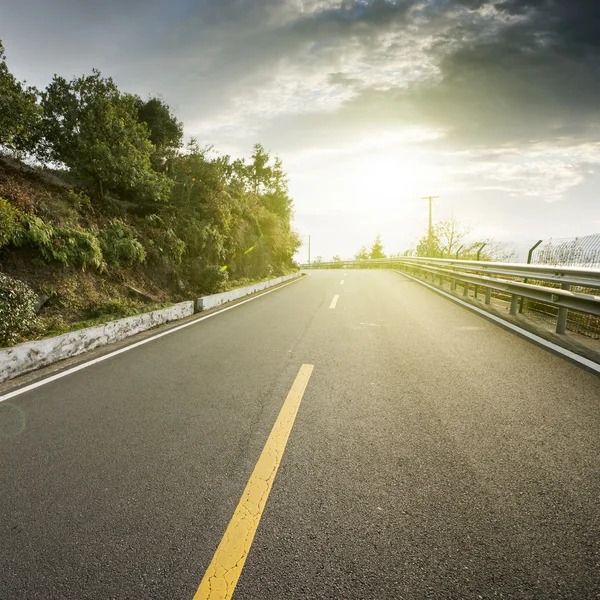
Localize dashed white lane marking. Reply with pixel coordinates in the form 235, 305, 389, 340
340, 280, 345, 285
330, 295, 339, 309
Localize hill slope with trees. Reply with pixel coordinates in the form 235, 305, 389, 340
0, 40, 300, 346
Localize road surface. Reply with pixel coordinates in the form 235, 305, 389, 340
1, 269, 599, 599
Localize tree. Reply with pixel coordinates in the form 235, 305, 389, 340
247, 143, 272, 195
332, 255, 342, 262
370, 234, 385, 259
134, 96, 183, 169
38, 70, 171, 202
434, 218, 472, 257
415, 218, 471, 257
0, 40, 41, 153
261, 156, 293, 219
168, 142, 300, 281
355, 245, 369, 260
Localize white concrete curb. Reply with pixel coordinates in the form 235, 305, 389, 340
196, 272, 302, 311
0, 301, 195, 384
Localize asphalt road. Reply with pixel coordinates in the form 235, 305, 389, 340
1, 269, 599, 599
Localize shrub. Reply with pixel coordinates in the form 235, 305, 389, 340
192, 264, 229, 294
143, 215, 185, 267
52, 226, 104, 270
0, 197, 23, 248
12, 214, 54, 250
65, 189, 93, 212
14, 215, 103, 270
0, 273, 37, 346
99, 218, 146, 268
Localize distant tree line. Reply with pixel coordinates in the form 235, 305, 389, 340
345, 223, 514, 263
0, 40, 300, 292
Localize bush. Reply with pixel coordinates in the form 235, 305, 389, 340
14, 215, 103, 270
0, 197, 23, 248
0, 273, 37, 346
99, 218, 146, 268
52, 226, 104, 270
65, 189, 93, 212
192, 264, 229, 294
143, 215, 185, 267
12, 214, 53, 249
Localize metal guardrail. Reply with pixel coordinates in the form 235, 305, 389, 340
301, 257, 600, 335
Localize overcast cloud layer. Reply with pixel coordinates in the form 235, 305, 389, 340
3, 0, 600, 258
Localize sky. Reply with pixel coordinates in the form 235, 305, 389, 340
2, 0, 600, 261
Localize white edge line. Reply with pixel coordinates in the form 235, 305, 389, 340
0, 273, 310, 403
395, 270, 600, 374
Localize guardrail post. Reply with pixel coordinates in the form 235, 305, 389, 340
485, 288, 492, 304
463, 282, 469, 296
556, 284, 571, 334
519, 239, 543, 313
510, 294, 519, 315
474, 243, 486, 299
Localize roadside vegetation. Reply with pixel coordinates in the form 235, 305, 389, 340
0, 40, 300, 346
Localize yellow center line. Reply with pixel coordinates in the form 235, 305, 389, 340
329, 294, 339, 309
193, 364, 315, 600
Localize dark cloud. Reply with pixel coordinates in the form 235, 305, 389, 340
425, 0, 600, 144
3, 0, 600, 151
247, 0, 600, 150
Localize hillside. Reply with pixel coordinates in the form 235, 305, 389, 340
0, 40, 299, 346
0, 149, 299, 346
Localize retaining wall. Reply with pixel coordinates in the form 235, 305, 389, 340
196, 272, 302, 311
0, 301, 194, 384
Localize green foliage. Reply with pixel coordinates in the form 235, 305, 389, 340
38, 70, 171, 202
0, 40, 41, 152
370, 234, 385, 259
134, 96, 183, 168
66, 189, 93, 212
0, 273, 37, 346
0, 197, 23, 248
1, 39, 300, 312
49, 225, 104, 270
13, 214, 54, 249
100, 218, 146, 268
191, 264, 229, 294
355, 246, 369, 260
14, 215, 103, 269
168, 143, 299, 281
143, 214, 186, 267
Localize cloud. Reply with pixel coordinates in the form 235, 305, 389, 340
4, 0, 600, 206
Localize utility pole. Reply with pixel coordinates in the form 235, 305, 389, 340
421, 195, 439, 255
308, 235, 311, 265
